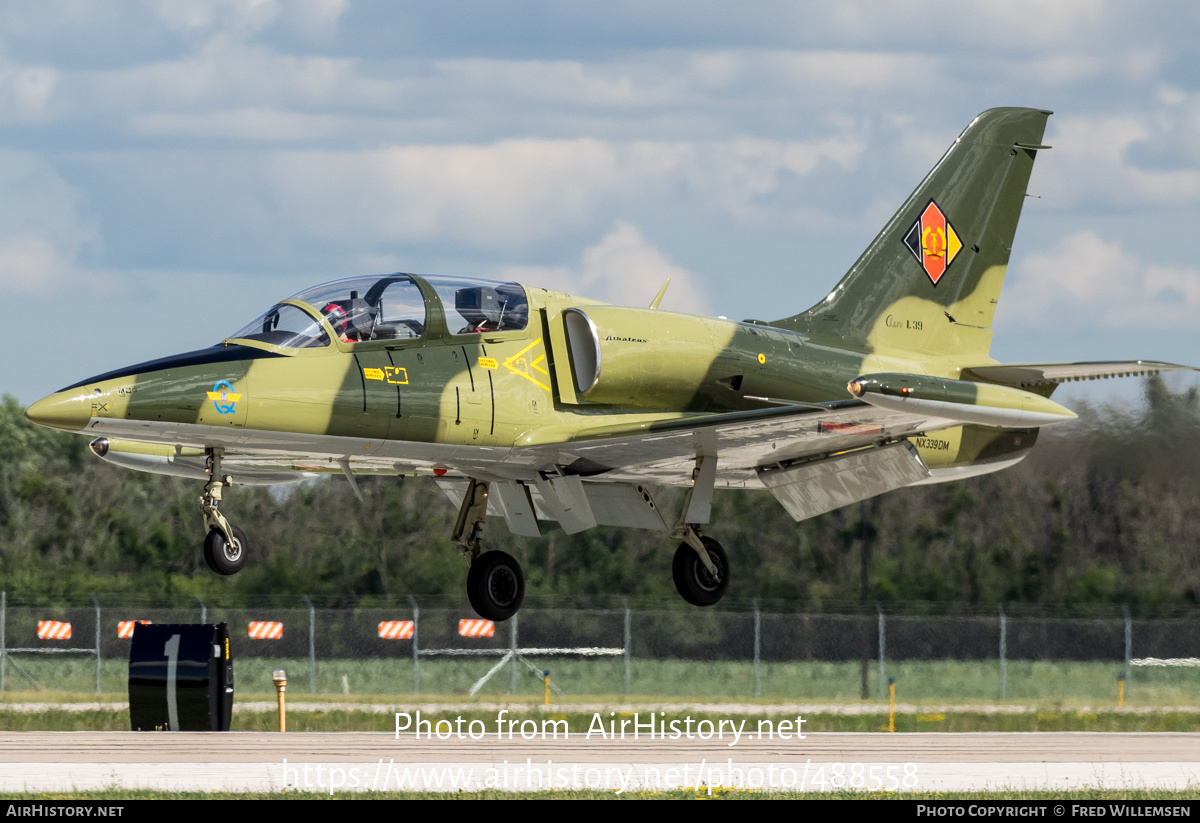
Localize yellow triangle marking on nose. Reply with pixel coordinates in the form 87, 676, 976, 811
502, 337, 551, 392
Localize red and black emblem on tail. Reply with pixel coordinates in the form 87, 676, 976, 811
903, 200, 962, 285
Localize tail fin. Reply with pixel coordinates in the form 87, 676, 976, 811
774, 107, 1051, 362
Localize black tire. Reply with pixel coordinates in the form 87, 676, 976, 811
466, 550, 525, 621
203, 525, 248, 575
672, 537, 729, 606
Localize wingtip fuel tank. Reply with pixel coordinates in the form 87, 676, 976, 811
847, 373, 1077, 428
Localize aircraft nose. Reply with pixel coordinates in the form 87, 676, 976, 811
25, 390, 93, 432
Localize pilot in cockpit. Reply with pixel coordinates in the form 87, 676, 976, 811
321, 290, 378, 343
321, 303, 352, 342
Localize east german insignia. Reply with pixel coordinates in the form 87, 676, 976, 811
903, 199, 961, 286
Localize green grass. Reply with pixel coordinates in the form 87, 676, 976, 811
3, 655, 1197, 705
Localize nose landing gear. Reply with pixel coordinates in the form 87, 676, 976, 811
204, 524, 248, 575
199, 449, 248, 575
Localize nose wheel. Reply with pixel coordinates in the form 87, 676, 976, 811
204, 525, 248, 575
199, 449, 248, 576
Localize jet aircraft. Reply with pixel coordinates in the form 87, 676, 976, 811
25, 108, 1195, 621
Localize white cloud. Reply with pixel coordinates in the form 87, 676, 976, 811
128, 107, 358, 141
150, 0, 280, 38
147, 0, 346, 40
84, 40, 393, 114
284, 0, 348, 38
1039, 114, 1200, 207
435, 59, 648, 108
262, 135, 866, 251
575, 220, 709, 313
1005, 231, 1200, 330
0, 233, 75, 295
0, 64, 57, 124
766, 51, 940, 93
815, 0, 1123, 49
498, 221, 710, 314
267, 138, 628, 250
0, 152, 115, 296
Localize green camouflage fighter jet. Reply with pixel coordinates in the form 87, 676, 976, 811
25, 108, 1197, 621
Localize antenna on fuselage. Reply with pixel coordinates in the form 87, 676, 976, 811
649, 279, 671, 310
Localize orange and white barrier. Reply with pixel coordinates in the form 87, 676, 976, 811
248, 621, 284, 639
37, 621, 72, 640
377, 620, 414, 639
117, 620, 150, 639
458, 619, 495, 638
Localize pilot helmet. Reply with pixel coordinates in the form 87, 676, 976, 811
321, 303, 349, 335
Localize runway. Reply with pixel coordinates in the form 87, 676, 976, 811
1, 732, 1197, 793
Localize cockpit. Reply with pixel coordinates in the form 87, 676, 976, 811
226, 274, 530, 349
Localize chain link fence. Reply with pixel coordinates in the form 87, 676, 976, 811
2, 592, 1198, 703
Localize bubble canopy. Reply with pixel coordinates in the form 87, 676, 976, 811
226, 274, 529, 349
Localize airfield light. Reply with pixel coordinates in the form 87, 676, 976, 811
273, 669, 287, 732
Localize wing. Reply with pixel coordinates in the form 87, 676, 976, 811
89, 397, 961, 531
429, 399, 968, 535
505, 399, 952, 488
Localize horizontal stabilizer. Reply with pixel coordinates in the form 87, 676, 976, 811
961, 361, 1197, 390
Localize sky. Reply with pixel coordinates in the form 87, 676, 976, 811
4, 0, 1200, 408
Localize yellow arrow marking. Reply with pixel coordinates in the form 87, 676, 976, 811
502, 337, 551, 392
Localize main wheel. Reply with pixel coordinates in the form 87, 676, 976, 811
466, 550, 525, 621
203, 525, 248, 575
672, 536, 729, 606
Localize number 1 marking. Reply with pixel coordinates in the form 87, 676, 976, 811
164, 634, 180, 732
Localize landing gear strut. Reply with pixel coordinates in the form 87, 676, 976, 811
200, 450, 247, 575
454, 478, 525, 621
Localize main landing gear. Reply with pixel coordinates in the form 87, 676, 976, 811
672, 527, 729, 607
451, 476, 728, 619
668, 454, 729, 607
199, 449, 248, 575
454, 478, 525, 621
